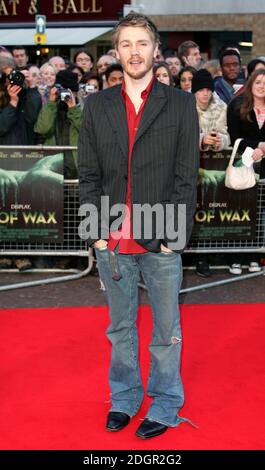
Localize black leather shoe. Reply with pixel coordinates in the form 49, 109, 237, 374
106, 411, 130, 432
135, 418, 168, 439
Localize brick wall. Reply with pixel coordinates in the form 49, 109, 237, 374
150, 14, 265, 57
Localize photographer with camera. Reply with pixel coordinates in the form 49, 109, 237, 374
0, 80, 21, 137
0, 59, 42, 146
34, 69, 81, 179
38, 62, 57, 104
0, 58, 42, 271
77, 71, 101, 110
34, 69, 82, 269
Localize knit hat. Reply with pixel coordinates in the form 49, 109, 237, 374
191, 69, 214, 93
55, 69, 79, 92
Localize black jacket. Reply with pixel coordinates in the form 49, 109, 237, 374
0, 87, 42, 145
227, 95, 265, 178
78, 80, 200, 251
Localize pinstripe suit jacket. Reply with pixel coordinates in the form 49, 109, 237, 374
78, 79, 199, 251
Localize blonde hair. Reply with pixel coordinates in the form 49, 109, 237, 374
112, 12, 160, 49
40, 62, 56, 75
0, 56, 16, 73
202, 60, 221, 79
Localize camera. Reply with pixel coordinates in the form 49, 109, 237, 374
79, 83, 95, 93
60, 90, 71, 102
54, 83, 71, 102
8, 70, 25, 87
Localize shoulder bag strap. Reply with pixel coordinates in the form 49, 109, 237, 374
228, 138, 243, 166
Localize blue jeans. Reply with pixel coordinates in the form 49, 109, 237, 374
95, 248, 184, 427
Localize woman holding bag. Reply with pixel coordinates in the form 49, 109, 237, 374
227, 69, 265, 273
227, 69, 265, 177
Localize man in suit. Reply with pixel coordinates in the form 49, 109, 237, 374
78, 12, 199, 439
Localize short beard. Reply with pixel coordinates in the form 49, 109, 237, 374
123, 57, 154, 80
125, 69, 150, 80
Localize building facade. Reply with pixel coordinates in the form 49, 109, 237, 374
1, 1, 265, 64
0, 0, 126, 63
128, 0, 265, 60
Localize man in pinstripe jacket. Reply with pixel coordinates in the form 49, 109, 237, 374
78, 13, 199, 439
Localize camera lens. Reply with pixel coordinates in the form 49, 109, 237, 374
8, 70, 25, 87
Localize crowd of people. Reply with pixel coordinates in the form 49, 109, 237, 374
0, 39, 265, 273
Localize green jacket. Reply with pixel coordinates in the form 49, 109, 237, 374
34, 100, 81, 178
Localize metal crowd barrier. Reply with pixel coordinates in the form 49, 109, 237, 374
0, 146, 93, 292
187, 180, 265, 253
0, 146, 264, 292
183, 178, 265, 293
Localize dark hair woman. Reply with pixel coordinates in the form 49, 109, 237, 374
227, 69, 265, 274
227, 69, 265, 173
153, 61, 174, 87
73, 48, 94, 73
247, 58, 265, 79
80, 71, 102, 91
78, 71, 102, 110
176, 66, 197, 92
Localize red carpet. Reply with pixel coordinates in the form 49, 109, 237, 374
0, 304, 264, 450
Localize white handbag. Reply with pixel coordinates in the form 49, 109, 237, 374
225, 138, 256, 190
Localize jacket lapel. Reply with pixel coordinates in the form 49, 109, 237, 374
103, 86, 128, 160
251, 109, 265, 131
134, 80, 167, 144
102, 81, 168, 158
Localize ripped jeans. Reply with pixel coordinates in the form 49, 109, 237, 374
95, 248, 184, 427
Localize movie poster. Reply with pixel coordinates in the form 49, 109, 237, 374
0, 149, 64, 242
192, 149, 258, 240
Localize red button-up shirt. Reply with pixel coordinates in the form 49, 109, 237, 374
108, 78, 154, 254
